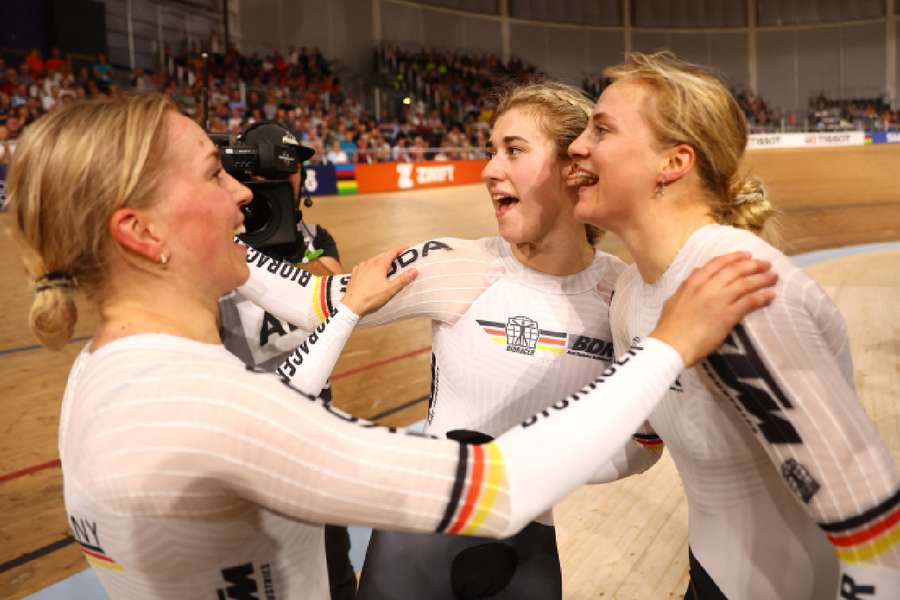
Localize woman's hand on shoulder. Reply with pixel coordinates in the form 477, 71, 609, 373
651, 251, 777, 367
341, 245, 418, 316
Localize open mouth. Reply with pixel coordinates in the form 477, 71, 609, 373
493, 195, 519, 217
567, 165, 599, 188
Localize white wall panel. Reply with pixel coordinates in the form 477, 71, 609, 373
758, 0, 883, 26
587, 30, 625, 77
545, 27, 588, 84
842, 21, 885, 98
631, 31, 670, 54
238, 0, 279, 53
415, 0, 498, 13
382, 1, 424, 46
707, 32, 748, 90
225, 0, 898, 116
511, 0, 619, 25
796, 27, 841, 101
896, 18, 900, 104
666, 32, 710, 66
509, 21, 546, 71
326, 0, 375, 70
757, 29, 797, 110
632, 0, 745, 28
422, 9, 464, 49
461, 15, 502, 56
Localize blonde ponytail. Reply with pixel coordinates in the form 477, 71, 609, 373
714, 175, 776, 235
8, 93, 173, 349
30, 278, 78, 350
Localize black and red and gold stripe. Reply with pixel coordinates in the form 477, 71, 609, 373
819, 487, 900, 563
436, 442, 504, 536
633, 432, 664, 450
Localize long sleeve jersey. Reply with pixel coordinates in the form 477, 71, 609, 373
238, 237, 662, 476
609, 223, 900, 599
60, 316, 682, 599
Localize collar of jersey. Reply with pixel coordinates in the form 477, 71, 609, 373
496, 237, 609, 295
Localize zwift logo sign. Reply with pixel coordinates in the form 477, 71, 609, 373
395, 163, 456, 189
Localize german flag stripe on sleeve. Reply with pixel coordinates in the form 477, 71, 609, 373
461, 443, 504, 535
447, 445, 485, 534
436, 443, 469, 533
312, 276, 327, 322
633, 433, 664, 448
819, 487, 900, 562
79, 542, 124, 572
437, 442, 505, 536
324, 275, 335, 317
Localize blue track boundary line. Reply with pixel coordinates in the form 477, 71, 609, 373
0, 335, 90, 357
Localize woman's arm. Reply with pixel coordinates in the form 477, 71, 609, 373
235, 238, 492, 330
93, 252, 772, 542
703, 258, 900, 595
587, 422, 664, 484
236, 241, 348, 329
263, 252, 777, 535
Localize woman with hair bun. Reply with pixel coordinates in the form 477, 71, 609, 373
568, 51, 899, 599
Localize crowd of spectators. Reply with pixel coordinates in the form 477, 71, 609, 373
372, 44, 572, 162
808, 93, 899, 131
0, 48, 119, 165
3, 42, 899, 178
734, 89, 775, 130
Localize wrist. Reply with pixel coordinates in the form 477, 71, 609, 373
647, 326, 692, 367
335, 301, 360, 322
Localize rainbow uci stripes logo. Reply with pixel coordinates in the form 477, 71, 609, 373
335, 164, 357, 195
477, 317, 567, 357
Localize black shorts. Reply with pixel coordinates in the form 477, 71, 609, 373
356, 522, 562, 600
684, 547, 728, 600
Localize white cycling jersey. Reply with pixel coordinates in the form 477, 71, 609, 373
610, 224, 900, 599
60, 302, 683, 598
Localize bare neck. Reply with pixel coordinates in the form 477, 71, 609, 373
92, 276, 221, 351
618, 192, 716, 284
510, 228, 595, 276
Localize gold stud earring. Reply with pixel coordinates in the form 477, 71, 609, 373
654, 180, 665, 198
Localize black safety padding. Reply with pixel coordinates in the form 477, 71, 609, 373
446, 429, 495, 445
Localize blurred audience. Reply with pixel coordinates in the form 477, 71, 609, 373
809, 93, 898, 132
2, 42, 898, 173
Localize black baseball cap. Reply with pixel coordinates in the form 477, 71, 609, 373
241, 121, 315, 162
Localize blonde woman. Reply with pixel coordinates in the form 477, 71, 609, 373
9, 93, 774, 599
568, 52, 899, 599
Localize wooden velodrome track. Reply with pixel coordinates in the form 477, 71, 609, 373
2, 145, 899, 599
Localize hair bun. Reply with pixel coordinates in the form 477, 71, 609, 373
732, 175, 767, 206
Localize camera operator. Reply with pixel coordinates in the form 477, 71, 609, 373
246, 122, 342, 275
217, 122, 356, 600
